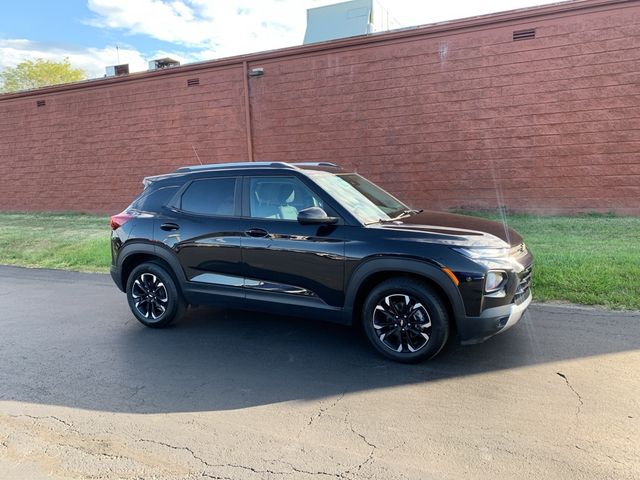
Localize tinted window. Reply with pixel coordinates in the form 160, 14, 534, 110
249, 177, 325, 220
181, 177, 237, 216
130, 185, 179, 212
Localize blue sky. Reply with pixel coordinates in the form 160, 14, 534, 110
0, 0, 560, 78
1, 0, 167, 52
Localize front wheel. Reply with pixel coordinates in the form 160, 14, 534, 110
362, 278, 450, 363
126, 262, 185, 328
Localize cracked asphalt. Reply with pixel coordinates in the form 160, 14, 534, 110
0, 265, 638, 479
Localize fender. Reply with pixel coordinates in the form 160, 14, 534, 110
342, 257, 467, 329
115, 241, 187, 289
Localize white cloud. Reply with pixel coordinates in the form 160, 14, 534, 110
85, 0, 340, 60
1, 0, 562, 80
85, 0, 561, 62
86, 0, 216, 46
0, 39, 193, 78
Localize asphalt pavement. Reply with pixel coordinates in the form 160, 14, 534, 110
0, 265, 638, 479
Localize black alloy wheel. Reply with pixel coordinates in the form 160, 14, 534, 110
373, 293, 432, 353
126, 262, 185, 328
362, 278, 450, 363
131, 272, 169, 320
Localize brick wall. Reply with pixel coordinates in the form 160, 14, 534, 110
1, 0, 639, 214
0, 65, 247, 213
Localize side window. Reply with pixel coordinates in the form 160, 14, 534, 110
180, 177, 237, 216
130, 185, 179, 212
248, 177, 325, 220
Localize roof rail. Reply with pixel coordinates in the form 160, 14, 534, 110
174, 161, 339, 173
291, 162, 339, 168
174, 161, 293, 173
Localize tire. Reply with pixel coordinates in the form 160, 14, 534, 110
362, 278, 450, 363
126, 261, 185, 328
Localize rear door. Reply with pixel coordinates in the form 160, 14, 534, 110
158, 175, 245, 300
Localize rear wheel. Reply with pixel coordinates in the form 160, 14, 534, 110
126, 262, 185, 328
362, 278, 450, 363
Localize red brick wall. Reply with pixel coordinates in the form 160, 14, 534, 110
0, 66, 247, 213
1, 0, 639, 215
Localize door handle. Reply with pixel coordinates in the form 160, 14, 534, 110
160, 222, 180, 231
245, 228, 269, 238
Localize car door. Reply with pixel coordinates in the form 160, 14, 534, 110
158, 175, 245, 300
241, 175, 346, 309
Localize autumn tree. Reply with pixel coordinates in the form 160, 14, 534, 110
0, 57, 85, 93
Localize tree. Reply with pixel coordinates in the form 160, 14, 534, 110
0, 57, 86, 93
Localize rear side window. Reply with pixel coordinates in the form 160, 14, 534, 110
180, 177, 237, 216
130, 185, 179, 212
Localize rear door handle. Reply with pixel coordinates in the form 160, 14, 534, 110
160, 222, 180, 231
245, 228, 269, 238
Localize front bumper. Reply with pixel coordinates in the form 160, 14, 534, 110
458, 291, 532, 345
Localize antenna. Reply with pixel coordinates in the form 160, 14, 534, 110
116, 45, 120, 64
192, 145, 203, 165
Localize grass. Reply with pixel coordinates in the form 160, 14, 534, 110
0, 212, 111, 273
0, 211, 638, 310
459, 211, 640, 310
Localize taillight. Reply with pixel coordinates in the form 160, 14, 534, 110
110, 212, 134, 230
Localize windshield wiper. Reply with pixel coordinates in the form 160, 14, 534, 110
366, 209, 423, 225
388, 209, 423, 221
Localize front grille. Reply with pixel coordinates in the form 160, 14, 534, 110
513, 264, 533, 304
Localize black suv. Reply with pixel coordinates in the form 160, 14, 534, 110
110, 162, 532, 362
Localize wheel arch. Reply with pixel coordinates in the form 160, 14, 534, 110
344, 257, 466, 331
117, 242, 186, 291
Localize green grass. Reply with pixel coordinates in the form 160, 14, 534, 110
458, 212, 640, 310
0, 212, 111, 273
0, 211, 638, 310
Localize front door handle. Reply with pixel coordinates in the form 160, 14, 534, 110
160, 222, 180, 231
245, 228, 269, 238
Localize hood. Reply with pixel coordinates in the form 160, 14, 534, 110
375, 210, 523, 247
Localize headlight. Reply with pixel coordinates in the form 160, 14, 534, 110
452, 246, 513, 269
485, 270, 507, 292
453, 247, 509, 259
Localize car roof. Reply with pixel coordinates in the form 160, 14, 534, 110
143, 162, 342, 187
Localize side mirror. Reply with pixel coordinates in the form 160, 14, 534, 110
297, 207, 339, 225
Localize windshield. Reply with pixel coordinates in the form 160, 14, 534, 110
308, 172, 409, 224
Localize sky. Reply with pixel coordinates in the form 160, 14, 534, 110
0, 0, 563, 78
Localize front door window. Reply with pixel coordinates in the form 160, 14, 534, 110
248, 177, 326, 221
